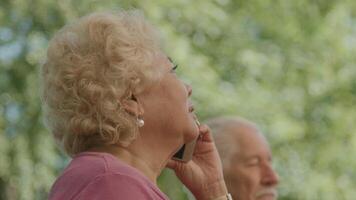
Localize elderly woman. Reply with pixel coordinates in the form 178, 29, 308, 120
42, 10, 231, 200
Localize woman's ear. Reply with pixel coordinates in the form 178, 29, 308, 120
121, 94, 144, 116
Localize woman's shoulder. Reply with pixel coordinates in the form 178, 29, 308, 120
48, 152, 113, 199
54, 152, 116, 182
71, 151, 148, 180
49, 152, 168, 200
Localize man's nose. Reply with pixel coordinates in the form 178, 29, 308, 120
261, 163, 279, 186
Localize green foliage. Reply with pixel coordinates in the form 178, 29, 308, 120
1, 0, 355, 199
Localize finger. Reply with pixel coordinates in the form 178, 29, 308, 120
166, 159, 178, 170
198, 124, 214, 142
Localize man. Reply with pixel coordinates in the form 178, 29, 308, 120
207, 117, 279, 200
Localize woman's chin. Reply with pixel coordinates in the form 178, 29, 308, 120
183, 127, 199, 143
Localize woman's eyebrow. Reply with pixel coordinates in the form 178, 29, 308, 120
167, 56, 173, 63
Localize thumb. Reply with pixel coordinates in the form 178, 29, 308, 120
166, 159, 178, 170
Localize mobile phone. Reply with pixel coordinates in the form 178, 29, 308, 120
172, 119, 200, 162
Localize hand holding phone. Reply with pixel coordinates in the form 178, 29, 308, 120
172, 119, 200, 162
167, 122, 228, 200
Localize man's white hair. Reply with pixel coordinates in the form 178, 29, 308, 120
206, 116, 260, 167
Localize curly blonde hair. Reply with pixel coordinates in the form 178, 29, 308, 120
41, 11, 163, 156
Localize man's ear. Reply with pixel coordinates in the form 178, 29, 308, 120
121, 94, 144, 116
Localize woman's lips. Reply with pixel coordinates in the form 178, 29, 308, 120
189, 106, 195, 112
188, 104, 195, 112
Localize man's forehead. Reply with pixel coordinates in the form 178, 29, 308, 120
227, 125, 270, 156
227, 123, 262, 142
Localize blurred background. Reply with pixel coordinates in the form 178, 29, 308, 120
1, 0, 356, 199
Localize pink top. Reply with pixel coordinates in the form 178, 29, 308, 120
49, 152, 169, 200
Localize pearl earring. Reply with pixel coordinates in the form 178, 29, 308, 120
137, 117, 144, 127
